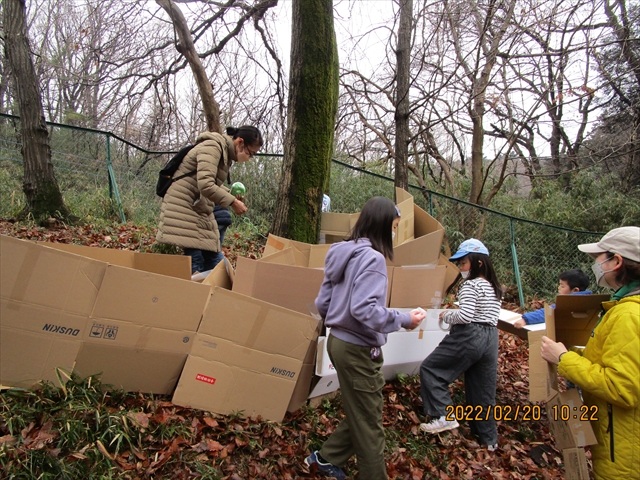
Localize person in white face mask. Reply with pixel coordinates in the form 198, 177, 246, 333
541, 226, 640, 480
418, 238, 503, 451
157, 125, 263, 274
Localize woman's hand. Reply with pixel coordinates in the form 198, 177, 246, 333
407, 308, 426, 330
541, 335, 568, 365
230, 198, 247, 215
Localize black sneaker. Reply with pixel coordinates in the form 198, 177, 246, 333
304, 450, 347, 479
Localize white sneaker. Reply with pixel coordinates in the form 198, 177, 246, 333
487, 444, 498, 451
419, 416, 460, 434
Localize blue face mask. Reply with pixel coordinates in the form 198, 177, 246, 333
591, 257, 614, 288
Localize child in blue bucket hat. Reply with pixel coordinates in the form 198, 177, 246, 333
418, 238, 503, 451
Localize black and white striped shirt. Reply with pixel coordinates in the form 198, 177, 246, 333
442, 277, 501, 326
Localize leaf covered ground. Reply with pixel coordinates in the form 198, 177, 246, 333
0, 220, 584, 479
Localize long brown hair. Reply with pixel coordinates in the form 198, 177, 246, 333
347, 196, 399, 260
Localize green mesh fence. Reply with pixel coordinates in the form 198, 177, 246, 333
0, 113, 604, 305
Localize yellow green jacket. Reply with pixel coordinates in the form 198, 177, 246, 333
559, 293, 640, 480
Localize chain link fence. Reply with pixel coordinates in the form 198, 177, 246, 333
0, 113, 604, 305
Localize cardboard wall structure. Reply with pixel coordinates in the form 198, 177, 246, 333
1, 188, 467, 424
35, 241, 192, 280
1, 235, 211, 394
1, 236, 106, 388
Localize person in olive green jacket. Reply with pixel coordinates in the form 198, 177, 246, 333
157, 126, 262, 273
541, 226, 640, 480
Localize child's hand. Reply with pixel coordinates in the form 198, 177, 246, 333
513, 318, 526, 329
407, 308, 426, 330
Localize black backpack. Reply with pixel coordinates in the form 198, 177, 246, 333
156, 145, 196, 197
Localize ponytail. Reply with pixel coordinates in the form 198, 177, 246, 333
226, 125, 263, 148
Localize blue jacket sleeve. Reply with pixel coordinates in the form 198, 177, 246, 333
522, 307, 546, 325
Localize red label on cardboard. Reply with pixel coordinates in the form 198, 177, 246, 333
195, 373, 216, 385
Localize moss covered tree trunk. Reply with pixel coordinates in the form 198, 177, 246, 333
4, 0, 69, 220
394, 0, 412, 193
270, 0, 339, 243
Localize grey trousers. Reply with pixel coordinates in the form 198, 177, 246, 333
420, 322, 499, 445
320, 335, 388, 480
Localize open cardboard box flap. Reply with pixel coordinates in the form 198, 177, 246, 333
262, 234, 330, 268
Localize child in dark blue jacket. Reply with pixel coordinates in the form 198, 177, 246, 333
514, 269, 591, 327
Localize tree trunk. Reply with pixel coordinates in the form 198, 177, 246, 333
394, 0, 412, 193
4, 0, 69, 220
156, 0, 221, 133
271, 0, 339, 242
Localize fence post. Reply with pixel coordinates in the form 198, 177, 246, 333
510, 219, 525, 306
428, 191, 433, 216
106, 134, 126, 223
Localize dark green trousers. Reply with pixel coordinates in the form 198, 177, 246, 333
320, 335, 387, 479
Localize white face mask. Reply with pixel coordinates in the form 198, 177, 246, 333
591, 257, 614, 288
392, 231, 396, 240
460, 270, 470, 279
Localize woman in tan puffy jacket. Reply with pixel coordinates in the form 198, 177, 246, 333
156, 126, 263, 273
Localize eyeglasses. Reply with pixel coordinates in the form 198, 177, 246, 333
243, 142, 258, 158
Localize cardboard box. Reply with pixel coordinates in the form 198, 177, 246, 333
320, 188, 416, 247
201, 258, 235, 289
528, 294, 610, 401
233, 256, 325, 315
1, 235, 212, 394
172, 288, 320, 422
562, 447, 590, 480
262, 234, 330, 268
388, 264, 446, 308
260, 242, 450, 311
319, 212, 359, 240
310, 309, 449, 397
438, 254, 460, 293
287, 336, 318, 413
36, 241, 191, 280
546, 388, 598, 449
528, 328, 557, 402
497, 308, 545, 341
546, 294, 610, 347
1, 235, 106, 388
74, 264, 212, 395
394, 188, 415, 246
388, 230, 444, 267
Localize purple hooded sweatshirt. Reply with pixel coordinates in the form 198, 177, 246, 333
315, 238, 412, 347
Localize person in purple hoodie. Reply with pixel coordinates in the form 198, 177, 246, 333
305, 196, 425, 480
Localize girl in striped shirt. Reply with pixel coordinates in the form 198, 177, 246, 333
419, 238, 502, 451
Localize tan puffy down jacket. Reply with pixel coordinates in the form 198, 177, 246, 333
156, 132, 237, 251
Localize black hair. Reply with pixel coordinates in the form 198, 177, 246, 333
445, 252, 503, 300
347, 196, 399, 260
226, 125, 264, 148
558, 269, 590, 291
605, 252, 640, 286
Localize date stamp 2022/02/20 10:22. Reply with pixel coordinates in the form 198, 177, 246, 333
445, 404, 599, 422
